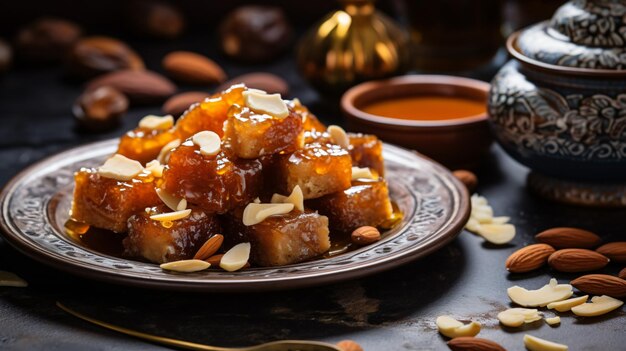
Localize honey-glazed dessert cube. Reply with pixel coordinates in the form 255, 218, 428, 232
223, 103, 304, 159
175, 85, 246, 139
123, 205, 221, 263
274, 141, 352, 199
160, 141, 263, 213
348, 133, 385, 176
307, 179, 393, 234
71, 168, 160, 233
224, 208, 330, 266
117, 127, 179, 165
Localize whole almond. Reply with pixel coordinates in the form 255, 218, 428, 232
163, 51, 226, 85
619, 268, 626, 280
452, 170, 478, 193
216, 72, 289, 96
596, 242, 626, 263
548, 249, 609, 273
351, 226, 381, 245
535, 227, 601, 249
86, 70, 176, 103
336, 340, 363, 351
162, 91, 210, 116
506, 243, 555, 273
68, 36, 144, 78
571, 274, 626, 298
193, 234, 224, 260
206, 254, 224, 266
448, 337, 506, 351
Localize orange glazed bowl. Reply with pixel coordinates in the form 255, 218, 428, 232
341, 75, 492, 170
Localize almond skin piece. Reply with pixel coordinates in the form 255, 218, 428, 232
571, 274, 626, 298
206, 254, 224, 266
596, 242, 626, 263
548, 249, 609, 273
535, 227, 601, 249
448, 337, 506, 351
193, 234, 224, 260
506, 243, 556, 273
86, 70, 176, 103
162, 91, 210, 117
351, 226, 381, 245
216, 72, 289, 96
619, 268, 626, 280
162, 51, 226, 85
336, 340, 363, 351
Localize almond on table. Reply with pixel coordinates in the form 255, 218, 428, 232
507, 278, 573, 307
465, 194, 515, 245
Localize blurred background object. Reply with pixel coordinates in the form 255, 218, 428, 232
406, 0, 503, 73
219, 5, 293, 63
0, 38, 12, 73
297, 0, 409, 96
125, 0, 185, 39
15, 17, 82, 63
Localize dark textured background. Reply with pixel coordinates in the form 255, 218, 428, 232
1, 1, 626, 350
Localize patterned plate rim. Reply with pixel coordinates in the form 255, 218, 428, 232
0, 139, 470, 292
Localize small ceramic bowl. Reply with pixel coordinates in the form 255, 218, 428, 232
341, 75, 491, 170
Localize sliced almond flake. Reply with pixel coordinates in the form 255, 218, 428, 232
145, 160, 165, 178
243, 90, 288, 118
98, 154, 144, 181
328, 125, 349, 149
571, 295, 623, 317
270, 185, 304, 211
156, 188, 183, 212
160, 259, 210, 272
220, 243, 251, 272
547, 295, 588, 312
139, 115, 174, 130
508, 278, 573, 307
523, 334, 568, 351
351, 166, 376, 180
192, 131, 221, 156
242, 203, 294, 226
157, 139, 181, 164
150, 209, 192, 222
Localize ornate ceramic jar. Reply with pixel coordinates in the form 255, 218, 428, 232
488, 0, 626, 207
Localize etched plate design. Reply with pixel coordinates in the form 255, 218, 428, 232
0, 139, 469, 292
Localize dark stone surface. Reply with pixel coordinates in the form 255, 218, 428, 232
1, 35, 626, 351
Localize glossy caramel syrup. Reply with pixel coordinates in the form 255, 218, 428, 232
362, 95, 485, 121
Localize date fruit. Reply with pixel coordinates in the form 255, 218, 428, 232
16, 17, 81, 62
73, 86, 129, 132
126, 0, 185, 38
68, 37, 145, 79
219, 6, 293, 62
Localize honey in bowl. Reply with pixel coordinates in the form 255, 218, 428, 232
362, 95, 486, 121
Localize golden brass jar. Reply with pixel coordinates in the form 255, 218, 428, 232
297, 0, 409, 95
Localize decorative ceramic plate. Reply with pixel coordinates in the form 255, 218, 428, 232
0, 139, 469, 292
